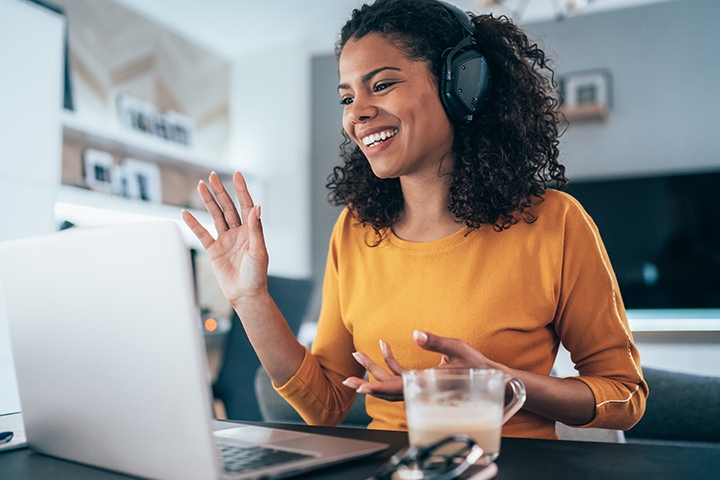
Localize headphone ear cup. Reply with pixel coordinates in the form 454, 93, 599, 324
440, 48, 491, 124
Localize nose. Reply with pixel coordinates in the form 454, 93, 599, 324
347, 93, 378, 124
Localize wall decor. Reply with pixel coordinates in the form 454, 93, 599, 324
558, 69, 612, 122
120, 158, 162, 203
53, 0, 229, 160
82, 148, 115, 193
116, 94, 195, 147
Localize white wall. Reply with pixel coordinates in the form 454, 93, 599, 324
0, 0, 66, 414
523, 0, 720, 180
229, 43, 312, 278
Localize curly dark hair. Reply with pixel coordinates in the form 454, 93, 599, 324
326, 0, 567, 239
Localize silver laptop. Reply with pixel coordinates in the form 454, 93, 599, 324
0, 221, 386, 480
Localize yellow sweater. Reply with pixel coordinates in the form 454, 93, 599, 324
276, 190, 647, 439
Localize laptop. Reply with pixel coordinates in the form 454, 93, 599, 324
0, 221, 386, 480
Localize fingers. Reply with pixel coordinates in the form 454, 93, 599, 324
356, 377, 404, 401
233, 171, 255, 225
197, 179, 231, 234
342, 377, 366, 390
181, 210, 215, 250
351, 351, 393, 381
379, 340, 407, 376
343, 375, 404, 401
414, 330, 473, 362
208, 172, 242, 229
247, 204, 267, 257
415, 330, 496, 370
343, 377, 403, 402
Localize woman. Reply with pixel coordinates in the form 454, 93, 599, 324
183, 0, 647, 439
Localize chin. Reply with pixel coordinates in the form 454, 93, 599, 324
365, 157, 396, 180
367, 165, 398, 180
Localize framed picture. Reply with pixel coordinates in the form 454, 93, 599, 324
83, 149, 116, 194
120, 158, 163, 203
116, 93, 195, 147
162, 110, 195, 146
558, 69, 612, 121
116, 94, 156, 135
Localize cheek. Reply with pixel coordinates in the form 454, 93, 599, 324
408, 101, 447, 137
341, 113, 355, 139
421, 91, 448, 120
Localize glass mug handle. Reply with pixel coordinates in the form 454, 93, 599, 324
502, 377, 527, 424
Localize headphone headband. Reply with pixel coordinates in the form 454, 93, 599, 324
437, 1, 476, 37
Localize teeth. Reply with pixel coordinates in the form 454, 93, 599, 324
361, 128, 398, 147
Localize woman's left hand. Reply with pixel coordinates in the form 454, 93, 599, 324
342, 340, 406, 401
342, 330, 503, 401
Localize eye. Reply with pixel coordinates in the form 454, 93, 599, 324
374, 82, 395, 92
340, 96, 354, 106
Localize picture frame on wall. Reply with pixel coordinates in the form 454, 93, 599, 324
83, 149, 115, 194
116, 94, 195, 147
120, 158, 163, 203
558, 69, 612, 122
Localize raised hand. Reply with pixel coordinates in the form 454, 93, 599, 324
181, 171, 268, 307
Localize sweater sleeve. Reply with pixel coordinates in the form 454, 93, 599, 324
554, 196, 648, 430
274, 209, 365, 425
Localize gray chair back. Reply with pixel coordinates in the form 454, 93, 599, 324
213, 276, 313, 421
254, 366, 372, 428
625, 367, 720, 444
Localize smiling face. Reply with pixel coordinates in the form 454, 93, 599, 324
338, 33, 454, 180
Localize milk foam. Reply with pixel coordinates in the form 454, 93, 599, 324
406, 402, 503, 457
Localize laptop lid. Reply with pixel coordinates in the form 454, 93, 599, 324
0, 222, 385, 479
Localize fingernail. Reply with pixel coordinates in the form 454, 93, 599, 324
198, 179, 205, 186
352, 352, 363, 364
210, 171, 217, 177
379, 340, 388, 356
256, 204, 262, 219
356, 386, 368, 394
414, 330, 428, 344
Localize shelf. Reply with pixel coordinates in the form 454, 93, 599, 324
55, 185, 215, 250
627, 309, 720, 332
560, 103, 609, 122
57, 111, 265, 249
60, 110, 234, 176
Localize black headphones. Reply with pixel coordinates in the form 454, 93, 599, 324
437, 1, 491, 124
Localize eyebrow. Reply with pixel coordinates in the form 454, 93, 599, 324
337, 66, 402, 91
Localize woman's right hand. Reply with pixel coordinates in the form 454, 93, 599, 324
181, 171, 268, 307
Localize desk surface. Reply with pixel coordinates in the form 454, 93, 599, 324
1, 422, 719, 480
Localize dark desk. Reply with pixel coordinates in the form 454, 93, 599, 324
2, 422, 719, 479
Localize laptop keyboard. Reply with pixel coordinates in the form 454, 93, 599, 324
218, 443, 314, 473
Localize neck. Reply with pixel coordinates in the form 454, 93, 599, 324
393, 173, 462, 242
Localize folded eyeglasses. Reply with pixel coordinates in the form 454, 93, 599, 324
369, 434, 486, 480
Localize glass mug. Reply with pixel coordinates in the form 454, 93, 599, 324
402, 368, 527, 463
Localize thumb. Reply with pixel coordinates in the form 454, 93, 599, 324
413, 330, 468, 359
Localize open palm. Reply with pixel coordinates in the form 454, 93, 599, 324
181, 171, 268, 307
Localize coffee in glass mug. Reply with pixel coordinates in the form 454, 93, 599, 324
403, 368, 526, 463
